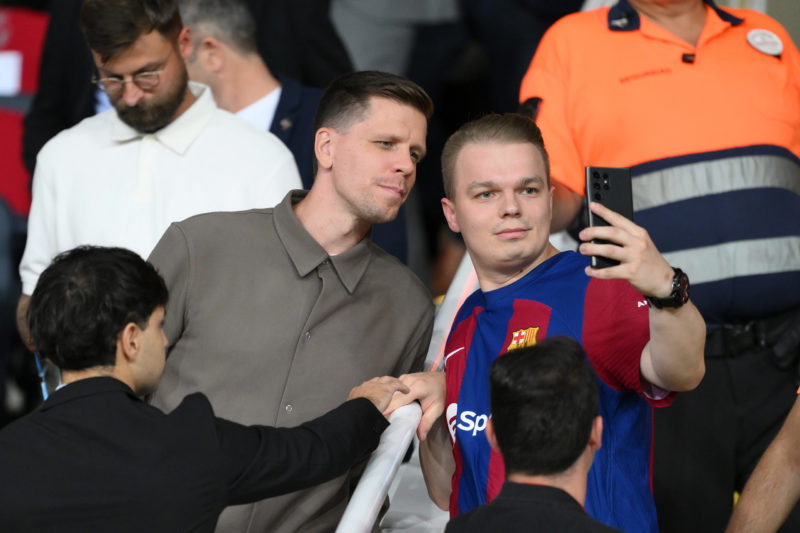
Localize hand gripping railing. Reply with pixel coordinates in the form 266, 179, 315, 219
335, 402, 422, 533
336, 253, 477, 532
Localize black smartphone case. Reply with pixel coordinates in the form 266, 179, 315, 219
585, 166, 634, 269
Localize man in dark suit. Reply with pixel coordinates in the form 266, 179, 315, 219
0, 245, 406, 532
180, 0, 410, 262
445, 337, 621, 533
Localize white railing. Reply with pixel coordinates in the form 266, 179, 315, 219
337, 238, 587, 531
335, 402, 422, 533
336, 253, 477, 532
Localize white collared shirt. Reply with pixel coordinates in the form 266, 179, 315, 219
20, 82, 301, 294
236, 86, 282, 132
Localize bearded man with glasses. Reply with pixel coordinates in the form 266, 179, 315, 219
17, 0, 301, 351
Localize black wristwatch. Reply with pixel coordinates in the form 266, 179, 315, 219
645, 267, 690, 309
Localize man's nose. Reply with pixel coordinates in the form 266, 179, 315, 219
500, 193, 521, 216
121, 80, 144, 107
393, 151, 415, 176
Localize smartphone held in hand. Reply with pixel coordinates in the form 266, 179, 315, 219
585, 166, 634, 269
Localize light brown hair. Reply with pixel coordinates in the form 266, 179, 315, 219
441, 113, 550, 199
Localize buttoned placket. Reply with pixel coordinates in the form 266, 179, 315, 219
137, 135, 157, 202
277, 257, 341, 424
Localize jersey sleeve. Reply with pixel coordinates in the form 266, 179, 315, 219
582, 278, 673, 407
519, 19, 585, 196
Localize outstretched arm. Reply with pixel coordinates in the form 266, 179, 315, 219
578, 202, 705, 392
226, 376, 408, 504
727, 396, 800, 533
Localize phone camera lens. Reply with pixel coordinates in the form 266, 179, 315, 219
593, 182, 600, 190
593, 171, 600, 179
594, 192, 602, 201
603, 184, 610, 190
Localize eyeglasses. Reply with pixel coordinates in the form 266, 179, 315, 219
92, 70, 165, 95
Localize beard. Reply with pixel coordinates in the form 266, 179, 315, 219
113, 65, 188, 133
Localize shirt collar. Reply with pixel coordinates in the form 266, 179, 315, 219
236, 85, 282, 132
273, 190, 373, 294
607, 0, 743, 32
109, 81, 216, 154
498, 482, 584, 510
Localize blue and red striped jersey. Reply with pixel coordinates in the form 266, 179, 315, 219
444, 251, 673, 533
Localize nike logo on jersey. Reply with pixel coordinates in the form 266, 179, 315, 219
638, 300, 648, 308
444, 347, 465, 366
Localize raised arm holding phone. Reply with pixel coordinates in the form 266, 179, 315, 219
388, 114, 704, 532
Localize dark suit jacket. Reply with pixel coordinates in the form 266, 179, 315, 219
0, 377, 387, 532
270, 77, 322, 190
445, 482, 622, 533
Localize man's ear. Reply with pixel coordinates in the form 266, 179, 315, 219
314, 128, 334, 171
117, 322, 141, 364
588, 415, 603, 452
177, 26, 193, 60
441, 197, 461, 233
485, 418, 501, 452
196, 37, 225, 73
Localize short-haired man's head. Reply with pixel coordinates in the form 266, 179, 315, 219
81, 0, 183, 63
28, 246, 168, 371
179, 0, 257, 59
313, 71, 433, 134
311, 71, 432, 175
489, 336, 598, 477
441, 113, 550, 200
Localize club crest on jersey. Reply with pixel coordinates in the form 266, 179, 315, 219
507, 327, 539, 351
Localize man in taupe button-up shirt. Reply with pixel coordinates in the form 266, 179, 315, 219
149, 71, 435, 532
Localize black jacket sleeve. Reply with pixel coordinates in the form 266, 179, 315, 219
215, 397, 389, 505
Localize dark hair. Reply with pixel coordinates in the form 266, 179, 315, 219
28, 246, 168, 371
489, 336, 598, 476
179, 0, 257, 56
441, 113, 550, 199
314, 70, 432, 134
81, 0, 183, 63
312, 71, 432, 174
